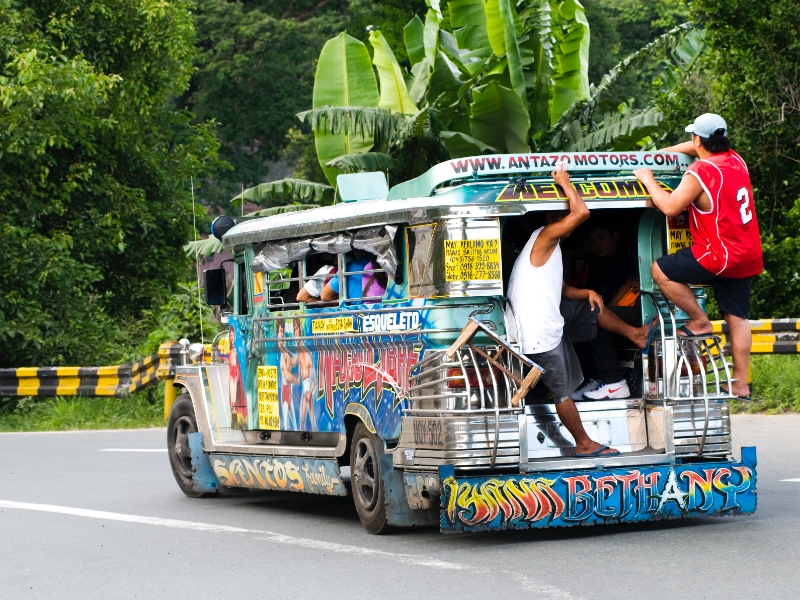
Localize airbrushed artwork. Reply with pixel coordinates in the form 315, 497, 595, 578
226, 301, 449, 438
440, 448, 757, 533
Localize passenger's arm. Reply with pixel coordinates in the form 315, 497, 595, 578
563, 282, 604, 316
660, 140, 698, 157
320, 283, 339, 302
633, 168, 704, 217
530, 168, 590, 267
296, 287, 314, 303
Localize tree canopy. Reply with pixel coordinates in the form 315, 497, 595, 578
0, 0, 220, 367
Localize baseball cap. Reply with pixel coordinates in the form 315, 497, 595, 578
685, 113, 727, 138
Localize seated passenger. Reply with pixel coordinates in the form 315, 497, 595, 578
296, 254, 337, 303
320, 250, 386, 303
573, 223, 646, 401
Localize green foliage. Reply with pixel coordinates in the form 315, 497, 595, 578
659, 0, 800, 319
0, 392, 164, 431
187, 0, 343, 204
733, 355, 800, 414
0, 0, 221, 369
137, 281, 221, 357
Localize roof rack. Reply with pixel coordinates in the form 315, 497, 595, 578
386, 151, 692, 200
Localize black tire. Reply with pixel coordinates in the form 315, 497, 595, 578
167, 392, 210, 498
350, 422, 390, 534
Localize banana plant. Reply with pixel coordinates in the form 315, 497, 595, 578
237, 1, 704, 208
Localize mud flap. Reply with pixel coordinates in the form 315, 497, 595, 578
440, 446, 757, 533
188, 431, 224, 495
380, 454, 438, 527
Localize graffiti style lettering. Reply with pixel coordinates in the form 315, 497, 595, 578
212, 455, 347, 496
441, 459, 757, 532
495, 179, 653, 203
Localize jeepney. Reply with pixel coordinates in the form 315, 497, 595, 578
167, 151, 756, 534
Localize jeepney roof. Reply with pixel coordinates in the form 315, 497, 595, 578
222, 151, 692, 248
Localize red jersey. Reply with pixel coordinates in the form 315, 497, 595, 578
684, 149, 763, 278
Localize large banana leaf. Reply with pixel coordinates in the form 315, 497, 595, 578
427, 49, 460, 105
232, 179, 334, 207
312, 32, 380, 186
326, 152, 400, 173
404, 16, 426, 66
441, 130, 497, 158
549, 0, 590, 125
393, 108, 450, 178
498, 0, 525, 106
518, 0, 554, 136
369, 31, 417, 116
469, 81, 531, 153
484, 0, 506, 55
184, 237, 224, 258
449, 0, 491, 54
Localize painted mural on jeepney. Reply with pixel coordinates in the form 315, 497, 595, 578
440, 450, 757, 533
228, 318, 251, 429
212, 455, 347, 496
254, 306, 426, 439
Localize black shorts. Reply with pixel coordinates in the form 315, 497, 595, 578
656, 247, 753, 319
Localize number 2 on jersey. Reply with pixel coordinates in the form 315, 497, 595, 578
737, 187, 753, 225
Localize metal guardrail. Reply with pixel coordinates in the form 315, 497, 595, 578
711, 318, 800, 354
0, 342, 183, 398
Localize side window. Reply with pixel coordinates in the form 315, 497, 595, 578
407, 223, 437, 297
336, 251, 389, 304
235, 261, 249, 315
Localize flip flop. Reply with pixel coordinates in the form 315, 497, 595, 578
642, 318, 660, 353
677, 325, 713, 338
574, 445, 621, 458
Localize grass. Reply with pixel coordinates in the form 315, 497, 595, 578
0, 388, 165, 432
732, 354, 800, 414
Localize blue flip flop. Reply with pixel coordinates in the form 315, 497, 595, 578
574, 445, 621, 458
642, 318, 660, 354
677, 325, 712, 338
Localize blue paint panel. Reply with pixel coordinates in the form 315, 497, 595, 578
188, 432, 223, 495
440, 448, 757, 533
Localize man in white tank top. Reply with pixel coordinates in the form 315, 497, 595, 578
507, 164, 653, 457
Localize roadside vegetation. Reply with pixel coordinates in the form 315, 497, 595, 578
736, 355, 800, 414
0, 388, 164, 432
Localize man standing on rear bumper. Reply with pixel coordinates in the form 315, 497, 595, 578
634, 113, 763, 399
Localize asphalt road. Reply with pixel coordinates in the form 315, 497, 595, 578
1, 414, 799, 600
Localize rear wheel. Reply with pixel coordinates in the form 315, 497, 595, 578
350, 422, 390, 534
167, 392, 209, 498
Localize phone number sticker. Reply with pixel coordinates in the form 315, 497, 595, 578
443, 239, 501, 282
257, 365, 280, 430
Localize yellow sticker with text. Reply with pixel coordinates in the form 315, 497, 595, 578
443, 239, 501, 282
257, 365, 279, 429
311, 316, 356, 335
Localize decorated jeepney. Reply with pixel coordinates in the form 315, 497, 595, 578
167, 151, 756, 534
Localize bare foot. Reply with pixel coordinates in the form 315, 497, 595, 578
631, 318, 658, 350
731, 383, 751, 397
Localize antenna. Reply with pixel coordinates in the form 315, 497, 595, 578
191, 176, 204, 345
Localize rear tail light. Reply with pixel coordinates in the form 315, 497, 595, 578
446, 367, 499, 389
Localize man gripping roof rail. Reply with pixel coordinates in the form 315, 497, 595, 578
505, 161, 655, 458
634, 113, 763, 400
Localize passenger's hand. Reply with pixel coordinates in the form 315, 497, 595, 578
588, 290, 604, 316
552, 166, 570, 188
633, 168, 655, 184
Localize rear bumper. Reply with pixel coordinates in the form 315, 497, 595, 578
439, 446, 757, 533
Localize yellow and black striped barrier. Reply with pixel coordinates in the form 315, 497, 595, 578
711, 318, 800, 354
0, 342, 184, 398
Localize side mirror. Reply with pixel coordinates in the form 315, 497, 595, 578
204, 268, 227, 305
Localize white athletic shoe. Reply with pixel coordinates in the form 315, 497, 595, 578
572, 379, 603, 401
583, 379, 630, 400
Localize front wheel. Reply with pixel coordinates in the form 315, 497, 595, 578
167, 392, 210, 498
350, 422, 390, 534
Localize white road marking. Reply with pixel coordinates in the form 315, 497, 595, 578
99, 449, 167, 452
0, 499, 576, 598
780, 478, 800, 482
